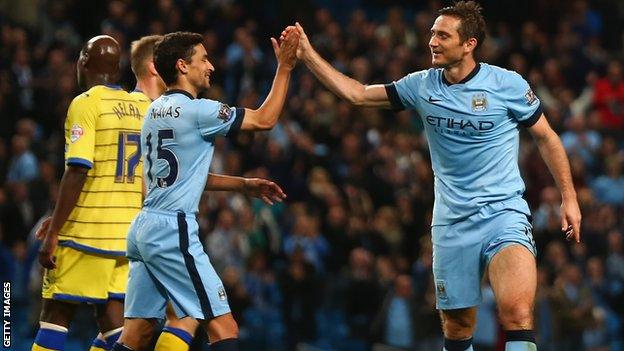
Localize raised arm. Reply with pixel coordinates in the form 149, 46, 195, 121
528, 114, 581, 242
240, 30, 299, 131
287, 22, 391, 108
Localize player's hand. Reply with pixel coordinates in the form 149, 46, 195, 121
280, 22, 311, 60
35, 216, 52, 240
242, 178, 287, 205
39, 233, 58, 269
561, 198, 581, 243
271, 28, 299, 70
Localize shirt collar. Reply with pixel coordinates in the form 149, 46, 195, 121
442, 63, 481, 86
104, 84, 123, 90
163, 89, 194, 99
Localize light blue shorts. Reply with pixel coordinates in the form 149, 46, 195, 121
431, 199, 536, 310
124, 208, 230, 320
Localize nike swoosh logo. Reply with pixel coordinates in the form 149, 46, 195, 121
428, 96, 443, 103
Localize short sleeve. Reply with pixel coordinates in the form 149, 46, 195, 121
505, 72, 542, 127
195, 99, 244, 138
65, 95, 97, 169
386, 70, 428, 110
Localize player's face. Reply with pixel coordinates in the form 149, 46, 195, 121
186, 44, 214, 91
429, 15, 467, 68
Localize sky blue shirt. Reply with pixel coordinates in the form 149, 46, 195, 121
142, 90, 243, 213
387, 63, 541, 225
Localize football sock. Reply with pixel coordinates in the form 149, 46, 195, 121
155, 327, 192, 351
505, 330, 537, 351
89, 335, 107, 351
443, 337, 473, 351
32, 322, 68, 351
103, 327, 123, 350
209, 338, 239, 351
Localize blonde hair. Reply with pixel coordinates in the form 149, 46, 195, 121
130, 35, 163, 78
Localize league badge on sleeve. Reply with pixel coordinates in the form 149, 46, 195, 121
218, 103, 232, 123
70, 123, 84, 143
471, 93, 488, 112
525, 88, 538, 106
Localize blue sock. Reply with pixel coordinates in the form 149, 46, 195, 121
33, 324, 68, 351
209, 338, 239, 351
90, 337, 108, 350
443, 337, 473, 351
103, 328, 123, 350
505, 330, 537, 350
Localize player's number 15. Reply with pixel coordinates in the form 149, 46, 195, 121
145, 129, 179, 188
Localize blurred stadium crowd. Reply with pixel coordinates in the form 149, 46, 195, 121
1, 0, 624, 350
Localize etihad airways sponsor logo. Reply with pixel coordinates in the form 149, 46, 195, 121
425, 115, 494, 136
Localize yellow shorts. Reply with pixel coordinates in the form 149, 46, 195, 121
42, 245, 128, 303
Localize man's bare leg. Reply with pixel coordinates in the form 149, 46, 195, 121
489, 245, 538, 350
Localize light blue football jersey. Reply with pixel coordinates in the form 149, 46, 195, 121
141, 90, 243, 213
386, 63, 542, 225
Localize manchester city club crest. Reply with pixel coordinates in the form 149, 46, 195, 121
436, 279, 448, 300
471, 93, 488, 112
218, 287, 227, 301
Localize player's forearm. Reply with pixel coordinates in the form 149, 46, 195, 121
303, 47, 367, 105
205, 173, 245, 192
49, 166, 88, 234
251, 66, 292, 130
535, 133, 577, 201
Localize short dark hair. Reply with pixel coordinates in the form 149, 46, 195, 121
153, 31, 204, 85
130, 35, 163, 78
438, 1, 486, 49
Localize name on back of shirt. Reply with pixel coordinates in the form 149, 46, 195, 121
151, 105, 181, 119
112, 102, 143, 120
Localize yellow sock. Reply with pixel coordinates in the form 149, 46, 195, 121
155, 327, 192, 351
32, 345, 58, 351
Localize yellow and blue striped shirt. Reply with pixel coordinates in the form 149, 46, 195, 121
60, 85, 151, 255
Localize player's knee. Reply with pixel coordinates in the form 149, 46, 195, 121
441, 310, 475, 339
40, 300, 76, 327
39, 309, 68, 327
94, 300, 125, 331
118, 320, 157, 351
498, 303, 533, 329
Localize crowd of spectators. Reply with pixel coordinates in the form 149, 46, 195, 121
1, 0, 624, 350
